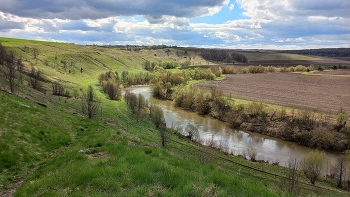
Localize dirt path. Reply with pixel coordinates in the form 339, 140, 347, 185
1, 180, 24, 197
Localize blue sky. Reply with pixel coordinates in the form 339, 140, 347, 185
0, 0, 349, 49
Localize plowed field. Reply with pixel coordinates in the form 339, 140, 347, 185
197, 72, 350, 114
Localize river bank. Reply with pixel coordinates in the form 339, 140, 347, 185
128, 86, 342, 169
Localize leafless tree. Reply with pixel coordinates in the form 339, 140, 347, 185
29, 66, 41, 90
285, 158, 301, 195
82, 85, 100, 119
5, 51, 16, 93
332, 156, 347, 188
52, 82, 65, 96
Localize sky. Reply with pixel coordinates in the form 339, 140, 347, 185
0, 0, 349, 49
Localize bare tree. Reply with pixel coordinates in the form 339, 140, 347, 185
29, 66, 41, 90
284, 158, 301, 195
5, 51, 16, 93
332, 156, 347, 188
82, 85, 100, 119
52, 82, 65, 96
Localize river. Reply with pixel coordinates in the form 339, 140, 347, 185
128, 86, 341, 170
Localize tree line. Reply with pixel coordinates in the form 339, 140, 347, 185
200, 49, 248, 63
280, 48, 350, 57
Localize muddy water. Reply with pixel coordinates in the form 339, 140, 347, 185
129, 86, 341, 169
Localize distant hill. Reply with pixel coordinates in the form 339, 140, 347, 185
279, 48, 350, 57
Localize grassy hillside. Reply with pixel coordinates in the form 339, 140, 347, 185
0, 37, 348, 196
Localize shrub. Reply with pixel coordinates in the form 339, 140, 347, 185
301, 150, 326, 185
185, 123, 199, 141
294, 65, 307, 72
310, 125, 334, 149
246, 102, 265, 119
279, 67, 288, 72
226, 111, 244, 129
265, 66, 275, 72
335, 108, 348, 132
222, 66, 236, 74
150, 105, 166, 128
247, 66, 265, 73
288, 67, 295, 72
102, 81, 121, 100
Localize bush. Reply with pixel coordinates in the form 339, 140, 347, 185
294, 65, 307, 72
226, 111, 244, 129
265, 66, 275, 72
301, 150, 326, 184
246, 102, 265, 119
247, 66, 265, 73
222, 66, 236, 74
102, 81, 121, 100
310, 125, 334, 149
150, 105, 166, 128
185, 123, 199, 141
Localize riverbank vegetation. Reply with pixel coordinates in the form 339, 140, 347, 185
171, 86, 350, 151
1, 37, 350, 196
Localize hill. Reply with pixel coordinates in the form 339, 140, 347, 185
0, 37, 348, 196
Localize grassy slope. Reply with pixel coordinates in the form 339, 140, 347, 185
0, 37, 348, 196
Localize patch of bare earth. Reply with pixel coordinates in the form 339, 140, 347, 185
1, 180, 24, 197
197, 72, 350, 114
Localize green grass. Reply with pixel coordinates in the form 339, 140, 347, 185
0, 37, 349, 196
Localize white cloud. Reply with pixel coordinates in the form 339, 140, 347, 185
0, 0, 349, 49
229, 4, 235, 12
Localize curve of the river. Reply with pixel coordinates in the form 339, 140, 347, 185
129, 86, 341, 170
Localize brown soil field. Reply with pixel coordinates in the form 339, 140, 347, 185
197, 72, 350, 114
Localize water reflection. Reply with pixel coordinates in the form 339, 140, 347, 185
128, 86, 341, 168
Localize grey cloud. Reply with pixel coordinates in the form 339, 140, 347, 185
144, 15, 189, 26
0, 0, 228, 21
292, 0, 350, 18
0, 18, 24, 30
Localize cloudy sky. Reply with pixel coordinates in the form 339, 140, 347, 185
0, 0, 349, 49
